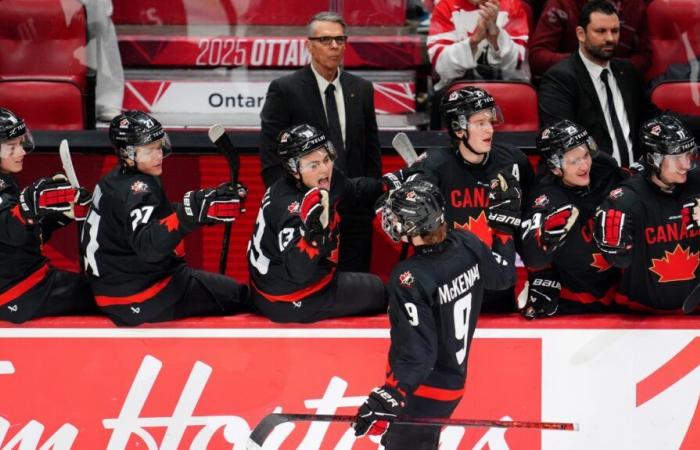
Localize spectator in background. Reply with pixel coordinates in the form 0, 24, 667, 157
259, 11, 381, 273
529, 0, 651, 79
427, 0, 530, 90
80, 0, 124, 122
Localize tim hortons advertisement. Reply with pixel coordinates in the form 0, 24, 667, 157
0, 325, 697, 449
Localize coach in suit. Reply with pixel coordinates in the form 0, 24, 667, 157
538, 0, 655, 167
259, 11, 382, 272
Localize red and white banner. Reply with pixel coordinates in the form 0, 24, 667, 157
0, 316, 697, 449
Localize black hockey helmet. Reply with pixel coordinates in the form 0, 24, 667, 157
537, 119, 598, 169
640, 114, 696, 172
441, 86, 502, 135
109, 110, 171, 162
277, 123, 336, 175
381, 180, 446, 242
0, 107, 34, 153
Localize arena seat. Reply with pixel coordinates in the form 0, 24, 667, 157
646, 0, 700, 81
651, 81, 700, 116
0, 0, 88, 128
445, 81, 540, 132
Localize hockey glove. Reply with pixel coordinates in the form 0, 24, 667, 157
593, 207, 632, 255
540, 204, 579, 249
682, 197, 700, 231
353, 385, 405, 438
381, 166, 421, 193
487, 172, 522, 234
180, 182, 246, 228
64, 187, 92, 221
300, 187, 332, 246
19, 174, 75, 224
521, 271, 561, 320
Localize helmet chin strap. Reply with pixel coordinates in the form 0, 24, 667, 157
456, 133, 489, 165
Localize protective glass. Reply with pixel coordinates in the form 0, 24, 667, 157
133, 134, 172, 163
462, 106, 504, 131
0, 132, 34, 158
661, 148, 697, 171
297, 143, 336, 173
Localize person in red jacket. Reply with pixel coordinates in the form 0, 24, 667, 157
528, 0, 651, 78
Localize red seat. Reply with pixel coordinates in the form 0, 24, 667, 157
0, 80, 84, 130
650, 81, 700, 116
646, 0, 700, 81
446, 81, 540, 132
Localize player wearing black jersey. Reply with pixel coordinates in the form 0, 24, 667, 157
247, 124, 389, 323
353, 180, 515, 449
80, 110, 249, 325
520, 120, 625, 318
414, 86, 531, 312
595, 114, 700, 311
0, 107, 96, 323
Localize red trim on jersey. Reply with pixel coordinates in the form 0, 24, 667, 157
95, 276, 173, 306
413, 384, 464, 401
561, 284, 616, 305
251, 270, 335, 302
614, 292, 683, 314
0, 264, 49, 305
11, 205, 26, 224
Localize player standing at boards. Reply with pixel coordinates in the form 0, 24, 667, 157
80, 110, 250, 325
353, 180, 515, 449
414, 86, 532, 312
519, 120, 625, 318
594, 114, 700, 312
0, 107, 96, 323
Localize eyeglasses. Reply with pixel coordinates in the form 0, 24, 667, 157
308, 35, 348, 46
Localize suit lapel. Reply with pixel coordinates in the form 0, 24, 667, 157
340, 72, 355, 155
611, 60, 636, 130
302, 65, 328, 129
573, 53, 605, 118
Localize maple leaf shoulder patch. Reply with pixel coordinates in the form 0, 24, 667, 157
399, 270, 414, 287
130, 180, 151, 194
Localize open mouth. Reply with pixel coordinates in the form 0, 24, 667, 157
317, 177, 330, 189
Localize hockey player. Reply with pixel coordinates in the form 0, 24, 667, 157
520, 120, 624, 318
247, 124, 389, 323
415, 86, 532, 312
353, 180, 515, 449
80, 110, 249, 326
594, 114, 700, 312
0, 107, 96, 323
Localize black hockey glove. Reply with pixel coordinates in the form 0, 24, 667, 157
521, 271, 561, 319
18, 174, 75, 224
179, 182, 247, 229
682, 197, 700, 231
487, 172, 521, 234
64, 187, 92, 221
300, 187, 332, 246
381, 166, 421, 193
593, 207, 632, 255
353, 385, 406, 438
540, 204, 579, 249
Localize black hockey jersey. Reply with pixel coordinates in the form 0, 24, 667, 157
0, 173, 69, 321
521, 154, 623, 306
597, 171, 700, 310
385, 230, 515, 400
248, 170, 382, 301
80, 166, 190, 321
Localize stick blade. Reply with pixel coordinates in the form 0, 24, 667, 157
208, 124, 226, 144
59, 139, 80, 187
391, 132, 418, 166
247, 413, 291, 449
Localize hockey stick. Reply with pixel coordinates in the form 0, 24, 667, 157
208, 124, 240, 275
247, 413, 578, 449
682, 282, 700, 314
391, 132, 419, 261
59, 139, 84, 273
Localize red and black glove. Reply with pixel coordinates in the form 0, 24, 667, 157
67, 187, 92, 221
300, 187, 331, 245
353, 385, 405, 438
593, 207, 632, 255
179, 182, 247, 229
540, 204, 579, 248
18, 174, 75, 224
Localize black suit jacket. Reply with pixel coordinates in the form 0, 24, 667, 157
538, 52, 656, 161
259, 65, 382, 187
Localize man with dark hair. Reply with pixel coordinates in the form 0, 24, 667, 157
353, 180, 515, 449
259, 11, 380, 272
538, 0, 653, 167
528, 0, 651, 78
594, 114, 700, 312
80, 110, 250, 326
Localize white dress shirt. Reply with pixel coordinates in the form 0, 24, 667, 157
310, 63, 346, 146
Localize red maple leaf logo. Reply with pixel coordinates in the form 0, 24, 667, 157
159, 213, 179, 232
296, 238, 320, 259
454, 211, 493, 248
649, 244, 700, 282
590, 253, 612, 272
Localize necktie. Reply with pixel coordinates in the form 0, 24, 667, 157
324, 84, 346, 171
600, 69, 630, 167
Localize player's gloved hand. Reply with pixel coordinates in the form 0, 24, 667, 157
682, 197, 700, 231
540, 204, 579, 248
381, 166, 421, 193
521, 272, 561, 319
300, 187, 332, 246
18, 174, 75, 224
593, 207, 632, 255
353, 385, 405, 438
179, 182, 246, 228
487, 172, 521, 234
64, 187, 92, 221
